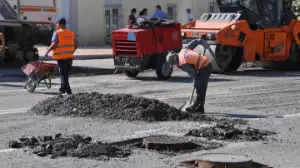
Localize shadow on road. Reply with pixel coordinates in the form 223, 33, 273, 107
209, 112, 267, 119
70, 67, 115, 77
223, 69, 300, 77
0, 82, 60, 88
33, 91, 60, 95
0, 83, 24, 88
0, 77, 26, 83
135, 76, 236, 83
209, 112, 284, 119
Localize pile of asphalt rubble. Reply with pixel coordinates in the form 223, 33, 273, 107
29, 92, 214, 122
29, 92, 274, 142
186, 122, 275, 141
9, 134, 130, 160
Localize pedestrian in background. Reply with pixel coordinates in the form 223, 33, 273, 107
129, 8, 137, 24
142, 8, 148, 17
45, 17, 78, 95
151, 5, 167, 19
137, 10, 147, 24
186, 8, 195, 21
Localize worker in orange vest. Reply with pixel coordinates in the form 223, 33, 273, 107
166, 38, 214, 113
45, 17, 78, 95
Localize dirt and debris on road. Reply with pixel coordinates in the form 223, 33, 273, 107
29, 92, 217, 122
9, 134, 131, 160
186, 122, 276, 141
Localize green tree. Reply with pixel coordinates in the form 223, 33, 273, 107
284, 0, 300, 17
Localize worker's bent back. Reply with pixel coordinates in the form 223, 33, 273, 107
178, 49, 211, 70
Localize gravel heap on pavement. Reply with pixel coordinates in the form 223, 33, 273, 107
186, 122, 275, 141
29, 92, 215, 122
9, 134, 131, 160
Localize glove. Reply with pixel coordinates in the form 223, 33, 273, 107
186, 39, 201, 50
166, 52, 178, 66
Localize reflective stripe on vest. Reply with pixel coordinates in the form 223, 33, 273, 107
178, 49, 211, 70
52, 29, 75, 60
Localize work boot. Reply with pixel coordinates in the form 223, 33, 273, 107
59, 88, 65, 94
185, 98, 202, 113
195, 104, 205, 114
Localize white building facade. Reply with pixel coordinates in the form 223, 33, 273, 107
55, 0, 218, 46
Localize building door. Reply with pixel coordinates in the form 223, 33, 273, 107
167, 4, 177, 21
105, 5, 123, 45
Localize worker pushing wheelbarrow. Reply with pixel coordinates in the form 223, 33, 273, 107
21, 59, 58, 93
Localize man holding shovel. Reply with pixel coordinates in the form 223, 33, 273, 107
166, 38, 214, 113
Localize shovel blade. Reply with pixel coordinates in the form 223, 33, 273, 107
179, 101, 191, 112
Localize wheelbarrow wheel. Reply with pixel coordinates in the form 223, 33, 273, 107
125, 70, 139, 78
44, 78, 51, 89
27, 78, 37, 93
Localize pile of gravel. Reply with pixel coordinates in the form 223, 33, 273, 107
186, 122, 275, 141
9, 134, 130, 160
29, 92, 213, 122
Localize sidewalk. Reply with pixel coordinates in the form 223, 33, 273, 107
35, 45, 113, 60
0, 46, 115, 79
0, 59, 116, 79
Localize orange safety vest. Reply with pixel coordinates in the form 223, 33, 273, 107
178, 49, 211, 70
52, 29, 75, 60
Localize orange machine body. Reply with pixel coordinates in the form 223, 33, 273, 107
181, 12, 300, 63
217, 19, 300, 62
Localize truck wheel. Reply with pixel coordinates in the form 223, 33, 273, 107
125, 70, 139, 77
156, 54, 173, 79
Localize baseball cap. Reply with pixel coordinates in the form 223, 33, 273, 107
186, 8, 191, 11
56, 17, 67, 25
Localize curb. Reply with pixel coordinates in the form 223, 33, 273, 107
40, 55, 113, 61
0, 55, 114, 79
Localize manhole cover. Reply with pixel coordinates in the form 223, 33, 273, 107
109, 135, 223, 155
179, 153, 272, 168
143, 135, 199, 151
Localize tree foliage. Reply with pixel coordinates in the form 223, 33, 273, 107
284, 0, 300, 17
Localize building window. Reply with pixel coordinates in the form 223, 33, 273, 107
167, 4, 177, 21
112, 9, 119, 30
105, 10, 110, 37
209, 1, 220, 13
104, 4, 123, 44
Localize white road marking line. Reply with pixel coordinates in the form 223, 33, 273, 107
283, 113, 300, 118
134, 128, 164, 134
0, 108, 29, 112
0, 108, 29, 115
0, 149, 19, 153
147, 90, 233, 100
0, 83, 98, 93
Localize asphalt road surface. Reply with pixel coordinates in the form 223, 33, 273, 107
0, 59, 300, 168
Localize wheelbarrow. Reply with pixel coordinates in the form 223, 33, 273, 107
21, 59, 57, 93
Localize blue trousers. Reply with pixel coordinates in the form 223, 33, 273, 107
194, 64, 212, 104
57, 58, 72, 94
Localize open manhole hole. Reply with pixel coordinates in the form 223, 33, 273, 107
178, 153, 272, 168
110, 135, 223, 155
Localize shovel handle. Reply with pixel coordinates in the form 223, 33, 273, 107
189, 86, 196, 104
